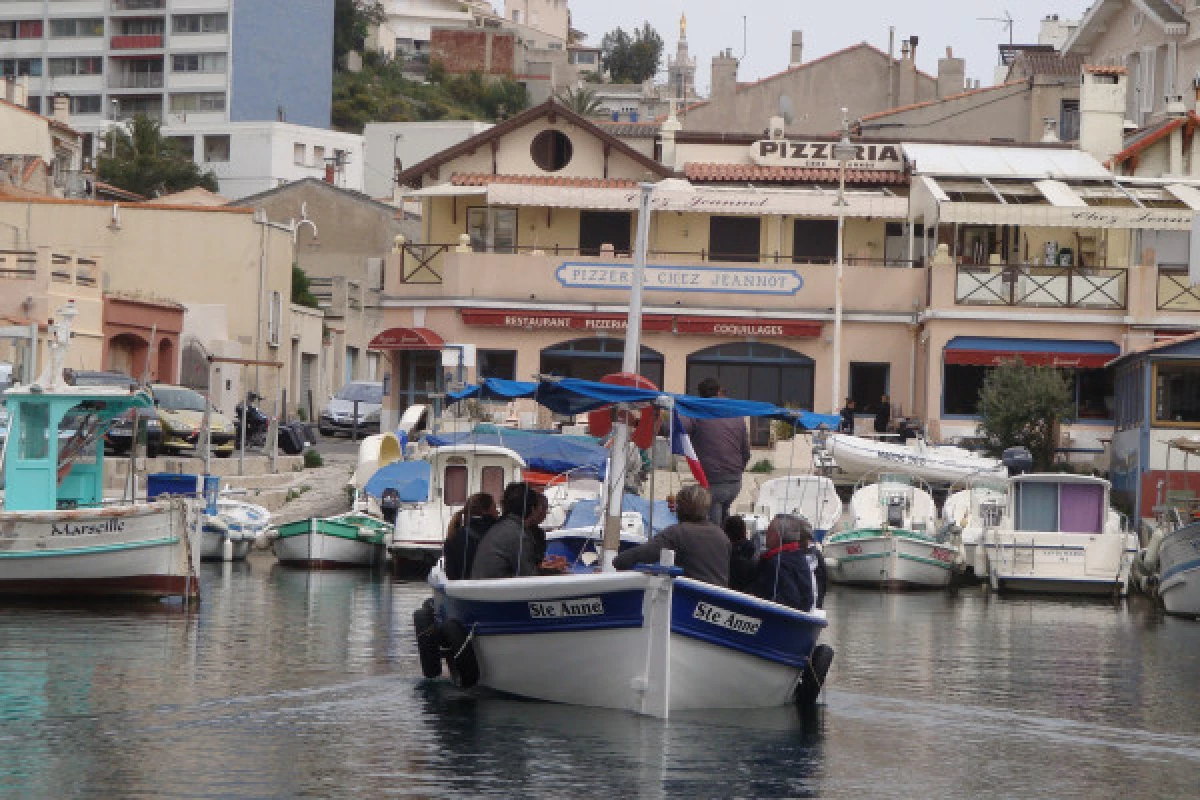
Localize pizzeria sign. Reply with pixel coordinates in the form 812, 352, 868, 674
751, 139, 904, 172
556, 263, 803, 295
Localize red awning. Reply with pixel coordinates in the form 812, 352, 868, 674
369, 327, 445, 351
943, 350, 1113, 369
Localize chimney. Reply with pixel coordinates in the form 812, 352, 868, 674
52, 93, 70, 125
937, 47, 965, 98
1079, 66, 1128, 165
790, 31, 803, 67
660, 103, 682, 169
898, 36, 919, 106
4, 76, 28, 107
1041, 117, 1060, 143
710, 48, 739, 105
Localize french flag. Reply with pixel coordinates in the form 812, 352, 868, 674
671, 409, 709, 488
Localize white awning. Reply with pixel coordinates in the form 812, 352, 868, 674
903, 142, 1112, 179
1165, 183, 1200, 210
1034, 179, 1087, 208
486, 184, 639, 210
407, 184, 488, 198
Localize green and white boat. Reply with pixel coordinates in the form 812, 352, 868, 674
823, 473, 957, 589
268, 513, 390, 569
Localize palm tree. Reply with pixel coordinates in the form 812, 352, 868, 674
557, 86, 604, 117
96, 114, 219, 198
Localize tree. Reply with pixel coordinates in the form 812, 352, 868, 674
292, 265, 320, 309
977, 359, 1074, 471
96, 115, 218, 198
601, 23, 664, 84
556, 86, 603, 116
334, 0, 385, 70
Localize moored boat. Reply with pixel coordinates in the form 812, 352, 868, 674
744, 474, 843, 543
1132, 438, 1200, 616
941, 477, 1010, 580
199, 498, 271, 562
270, 513, 389, 569
828, 432, 1006, 487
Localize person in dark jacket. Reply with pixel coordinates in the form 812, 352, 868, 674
840, 399, 857, 433
442, 492, 498, 580
469, 483, 565, 579
614, 485, 731, 586
723, 515, 757, 592
874, 394, 891, 435
806, 535, 828, 609
749, 514, 816, 612
680, 378, 751, 526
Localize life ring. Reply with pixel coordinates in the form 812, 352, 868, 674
795, 643, 834, 707
586, 372, 659, 450
412, 599, 443, 679
441, 618, 480, 689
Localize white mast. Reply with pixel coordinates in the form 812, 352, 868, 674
601, 183, 655, 570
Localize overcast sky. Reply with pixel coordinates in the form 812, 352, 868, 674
568, 0, 1094, 93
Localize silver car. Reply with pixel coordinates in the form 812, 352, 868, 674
319, 381, 383, 438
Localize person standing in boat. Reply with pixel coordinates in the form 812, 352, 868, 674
613, 485, 730, 586
680, 378, 751, 526
874, 394, 892, 435
749, 514, 816, 612
470, 483, 566, 579
442, 492, 498, 580
840, 398, 857, 433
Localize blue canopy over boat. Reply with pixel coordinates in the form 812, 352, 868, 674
449, 377, 839, 430
425, 426, 608, 476
363, 460, 431, 501
563, 495, 678, 536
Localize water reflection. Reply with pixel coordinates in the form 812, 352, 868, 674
0, 562, 1197, 797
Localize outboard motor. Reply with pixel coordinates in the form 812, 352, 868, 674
1002, 446, 1033, 476
380, 488, 400, 525
885, 495, 906, 528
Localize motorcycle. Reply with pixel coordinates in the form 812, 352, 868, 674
234, 393, 270, 450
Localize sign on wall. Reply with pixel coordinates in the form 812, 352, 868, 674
555, 263, 803, 295
750, 139, 904, 171
460, 310, 822, 338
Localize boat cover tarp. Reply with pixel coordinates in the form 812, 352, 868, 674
449, 377, 840, 429
563, 494, 678, 536
363, 460, 431, 501
425, 426, 608, 476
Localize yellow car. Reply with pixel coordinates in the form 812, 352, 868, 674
150, 384, 236, 458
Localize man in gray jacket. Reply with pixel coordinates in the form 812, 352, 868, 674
681, 378, 751, 526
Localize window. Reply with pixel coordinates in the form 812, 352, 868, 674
530, 129, 573, 171
4, 20, 44, 39
267, 291, 282, 347
1060, 99, 1080, 142
117, 18, 163, 35
579, 211, 632, 255
170, 92, 226, 112
202, 134, 230, 162
167, 135, 194, 157
943, 364, 990, 415
49, 57, 104, 77
444, 464, 468, 506
687, 342, 815, 445
481, 465, 505, 502
1014, 481, 1104, 534
709, 216, 761, 262
172, 14, 228, 34
849, 363, 890, 415
293, 143, 306, 165
478, 349, 517, 381
172, 53, 227, 73
345, 347, 359, 384
944, 363, 1114, 420
793, 219, 838, 264
1155, 362, 1200, 425
19, 403, 50, 461
541, 338, 664, 387
27, 96, 41, 114
49, 18, 103, 38
68, 95, 102, 114
467, 207, 517, 253
0, 59, 43, 77
312, 145, 325, 167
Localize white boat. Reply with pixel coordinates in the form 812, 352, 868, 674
269, 512, 390, 568
829, 433, 1006, 486
199, 499, 271, 562
387, 444, 526, 571
982, 474, 1138, 596
1132, 438, 1200, 616
743, 474, 843, 543
941, 477, 1010, 580
0, 304, 200, 600
823, 474, 955, 589
425, 564, 829, 717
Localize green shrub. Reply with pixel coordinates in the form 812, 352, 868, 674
303, 449, 323, 469
749, 459, 775, 474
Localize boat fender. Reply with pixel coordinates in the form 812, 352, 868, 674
823, 557, 839, 570
1142, 527, 1165, 573
412, 598, 444, 679
441, 618, 480, 689
795, 644, 835, 707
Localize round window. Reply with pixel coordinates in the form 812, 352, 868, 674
530, 129, 573, 172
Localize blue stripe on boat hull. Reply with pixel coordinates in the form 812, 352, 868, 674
438, 589, 646, 635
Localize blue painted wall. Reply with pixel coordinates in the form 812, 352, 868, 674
230, 0, 334, 128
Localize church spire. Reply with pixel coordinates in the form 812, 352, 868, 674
680, 12, 687, 41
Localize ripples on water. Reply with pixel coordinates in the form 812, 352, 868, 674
1, 561, 1198, 799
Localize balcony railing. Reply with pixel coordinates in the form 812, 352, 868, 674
111, 0, 166, 10
114, 108, 163, 122
0, 250, 37, 281
1157, 270, 1200, 311
109, 72, 164, 89
955, 264, 1127, 310
111, 34, 164, 49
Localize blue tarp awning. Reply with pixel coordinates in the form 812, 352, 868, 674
425, 427, 608, 476
363, 460, 431, 501
563, 495, 678, 536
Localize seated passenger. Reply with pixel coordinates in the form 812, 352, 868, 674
749, 514, 816, 612
442, 492, 498, 581
470, 483, 565, 579
613, 485, 731, 587
805, 531, 828, 609
724, 515, 757, 592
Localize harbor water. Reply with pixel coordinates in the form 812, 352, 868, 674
2, 559, 1199, 799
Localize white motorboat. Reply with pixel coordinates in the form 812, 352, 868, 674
199, 498, 271, 562
941, 477, 1010, 580
828, 433, 1006, 487
823, 473, 955, 589
269, 512, 390, 568
387, 444, 526, 571
743, 474, 843, 543
982, 474, 1137, 596
0, 304, 200, 600
1132, 438, 1200, 616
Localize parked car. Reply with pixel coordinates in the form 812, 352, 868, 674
319, 381, 383, 438
150, 384, 236, 458
59, 370, 165, 457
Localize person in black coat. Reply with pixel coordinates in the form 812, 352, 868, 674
806, 538, 828, 609
442, 492, 498, 580
874, 394, 892, 435
723, 515, 757, 592
749, 514, 816, 612
839, 399, 856, 433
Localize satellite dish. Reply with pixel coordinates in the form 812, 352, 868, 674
778, 95, 795, 125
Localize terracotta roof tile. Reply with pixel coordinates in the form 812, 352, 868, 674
1083, 64, 1128, 76
684, 163, 909, 185
450, 173, 640, 188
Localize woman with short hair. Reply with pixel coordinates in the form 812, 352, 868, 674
613, 484, 731, 587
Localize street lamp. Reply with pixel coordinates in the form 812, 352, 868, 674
830, 108, 857, 415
